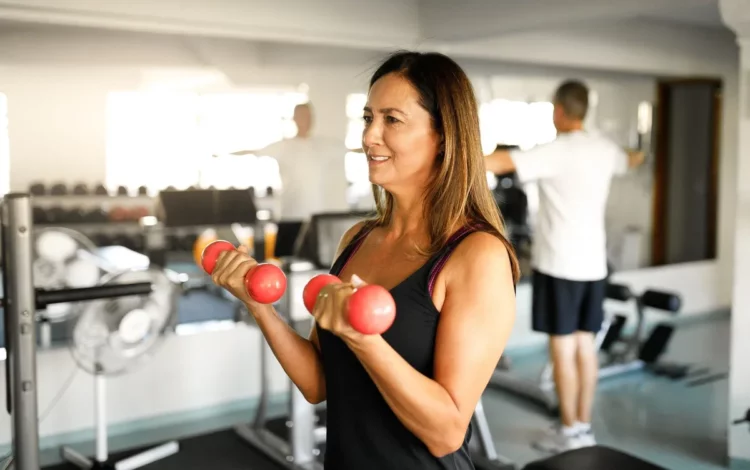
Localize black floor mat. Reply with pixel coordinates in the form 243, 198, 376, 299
44, 429, 285, 470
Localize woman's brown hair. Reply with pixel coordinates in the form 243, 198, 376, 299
368, 50, 520, 283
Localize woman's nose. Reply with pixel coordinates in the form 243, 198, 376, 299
362, 120, 383, 148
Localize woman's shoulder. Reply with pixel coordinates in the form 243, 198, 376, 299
335, 219, 378, 258
457, 230, 510, 255
445, 229, 513, 278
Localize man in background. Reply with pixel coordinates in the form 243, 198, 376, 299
485, 80, 644, 453
232, 102, 350, 221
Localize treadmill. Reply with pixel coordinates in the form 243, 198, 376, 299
488, 283, 632, 416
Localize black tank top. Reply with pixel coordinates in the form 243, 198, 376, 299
318, 223, 481, 470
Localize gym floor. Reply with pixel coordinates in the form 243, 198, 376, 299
43, 296, 731, 470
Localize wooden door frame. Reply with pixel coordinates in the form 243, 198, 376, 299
651, 78, 722, 266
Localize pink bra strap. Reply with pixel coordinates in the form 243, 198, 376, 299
427, 226, 477, 296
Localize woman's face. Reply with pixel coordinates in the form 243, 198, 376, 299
362, 73, 441, 193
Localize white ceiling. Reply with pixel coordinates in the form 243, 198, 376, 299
0, 0, 730, 48
417, 0, 725, 42
639, 1, 724, 29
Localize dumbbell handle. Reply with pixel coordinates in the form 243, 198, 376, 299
303, 274, 396, 335
202, 240, 286, 304
734, 409, 750, 425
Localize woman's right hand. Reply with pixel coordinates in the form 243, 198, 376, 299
211, 245, 266, 312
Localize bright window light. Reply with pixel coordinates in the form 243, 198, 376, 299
344, 93, 372, 203
480, 99, 556, 151
345, 120, 364, 150
0, 93, 9, 196
346, 93, 367, 120
637, 101, 653, 135
106, 90, 307, 194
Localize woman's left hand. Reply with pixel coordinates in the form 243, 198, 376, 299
312, 274, 369, 344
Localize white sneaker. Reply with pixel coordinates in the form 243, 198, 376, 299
532, 424, 584, 454
577, 428, 597, 447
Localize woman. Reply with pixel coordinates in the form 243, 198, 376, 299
212, 51, 518, 469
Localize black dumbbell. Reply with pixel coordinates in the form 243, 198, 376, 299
29, 182, 47, 196
112, 234, 138, 250
86, 208, 108, 223
137, 185, 148, 196
67, 208, 87, 224
91, 233, 113, 246
49, 183, 68, 196
117, 186, 129, 196
72, 183, 89, 195
45, 206, 66, 224
94, 184, 109, 196
32, 207, 49, 224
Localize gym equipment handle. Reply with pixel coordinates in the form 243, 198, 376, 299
606, 283, 632, 301
0, 282, 153, 309
641, 290, 682, 313
733, 409, 750, 425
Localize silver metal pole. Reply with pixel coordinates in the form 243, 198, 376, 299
95, 374, 108, 463
3, 193, 40, 470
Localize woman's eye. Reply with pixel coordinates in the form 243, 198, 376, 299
386, 116, 400, 124
363, 115, 372, 124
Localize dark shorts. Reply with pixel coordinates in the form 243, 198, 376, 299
531, 269, 606, 336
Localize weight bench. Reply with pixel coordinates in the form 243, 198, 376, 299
522, 446, 666, 470
599, 287, 685, 380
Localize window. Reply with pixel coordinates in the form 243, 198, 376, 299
480, 99, 556, 151
344, 93, 370, 204
478, 99, 557, 221
106, 90, 308, 194
0, 93, 8, 196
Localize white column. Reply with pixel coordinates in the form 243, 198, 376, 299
719, 0, 750, 466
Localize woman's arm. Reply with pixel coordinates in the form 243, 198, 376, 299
248, 303, 326, 404
344, 233, 516, 457
249, 220, 368, 403
212, 245, 325, 403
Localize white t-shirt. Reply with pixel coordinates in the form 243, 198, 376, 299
510, 131, 628, 281
260, 136, 350, 221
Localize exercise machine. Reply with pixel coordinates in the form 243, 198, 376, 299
2, 194, 169, 470
487, 283, 631, 416
598, 288, 685, 380
234, 212, 518, 469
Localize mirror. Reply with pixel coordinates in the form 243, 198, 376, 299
479, 76, 722, 281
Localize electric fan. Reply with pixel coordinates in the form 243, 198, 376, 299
60, 267, 181, 470
33, 227, 104, 323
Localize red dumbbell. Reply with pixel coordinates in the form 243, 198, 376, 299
201, 240, 287, 304
302, 274, 396, 335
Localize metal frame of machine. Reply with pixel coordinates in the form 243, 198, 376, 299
2, 194, 160, 470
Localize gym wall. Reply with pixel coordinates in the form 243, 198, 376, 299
0, 11, 741, 457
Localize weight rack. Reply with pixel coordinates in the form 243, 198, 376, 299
2, 193, 154, 470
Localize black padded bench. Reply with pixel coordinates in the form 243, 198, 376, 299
523, 446, 667, 470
